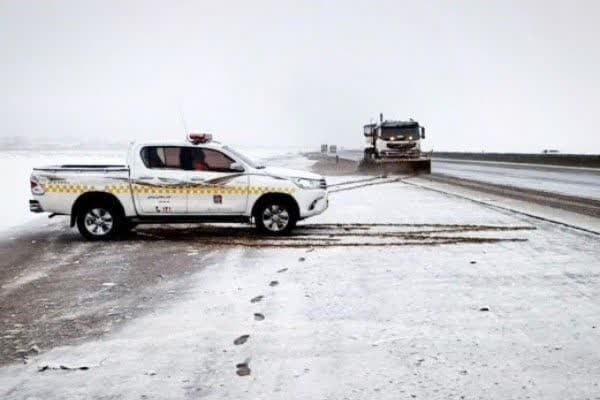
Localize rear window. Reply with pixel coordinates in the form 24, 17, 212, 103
140, 147, 184, 169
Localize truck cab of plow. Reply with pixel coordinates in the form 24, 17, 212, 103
361, 113, 431, 174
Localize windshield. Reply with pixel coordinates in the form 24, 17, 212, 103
381, 127, 420, 141
223, 146, 265, 169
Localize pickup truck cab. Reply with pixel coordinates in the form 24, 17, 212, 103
30, 135, 328, 240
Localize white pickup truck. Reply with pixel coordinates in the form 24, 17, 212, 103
29, 135, 328, 240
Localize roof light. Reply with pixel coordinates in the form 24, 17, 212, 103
187, 133, 213, 145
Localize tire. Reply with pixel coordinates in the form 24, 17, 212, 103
254, 198, 298, 235
76, 203, 123, 240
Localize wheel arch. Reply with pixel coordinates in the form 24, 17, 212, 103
251, 192, 300, 220
70, 191, 126, 227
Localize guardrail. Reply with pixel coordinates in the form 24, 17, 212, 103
323, 150, 600, 169
432, 152, 600, 168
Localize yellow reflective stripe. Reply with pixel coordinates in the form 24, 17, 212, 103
44, 183, 296, 195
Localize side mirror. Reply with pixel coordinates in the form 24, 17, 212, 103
420, 127, 426, 139
230, 162, 245, 172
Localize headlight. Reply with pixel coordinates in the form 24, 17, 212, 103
293, 178, 322, 189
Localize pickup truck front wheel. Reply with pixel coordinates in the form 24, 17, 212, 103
254, 200, 297, 235
77, 205, 123, 240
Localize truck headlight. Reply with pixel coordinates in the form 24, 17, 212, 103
292, 178, 322, 189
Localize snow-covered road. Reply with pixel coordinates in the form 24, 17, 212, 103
336, 150, 600, 200
1, 154, 599, 399
433, 159, 600, 200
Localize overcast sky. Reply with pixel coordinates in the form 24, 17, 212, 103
1, 0, 599, 152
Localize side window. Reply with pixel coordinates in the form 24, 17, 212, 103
189, 148, 235, 172
140, 147, 184, 169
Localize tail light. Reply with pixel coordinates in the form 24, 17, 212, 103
31, 176, 45, 195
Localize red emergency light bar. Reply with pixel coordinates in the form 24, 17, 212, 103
187, 133, 213, 145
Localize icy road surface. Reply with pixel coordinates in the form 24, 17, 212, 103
1, 155, 600, 399
433, 159, 600, 200
336, 150, 600, 200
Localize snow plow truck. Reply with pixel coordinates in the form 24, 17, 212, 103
360, 113, 431, 174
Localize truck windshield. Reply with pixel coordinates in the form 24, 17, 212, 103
381, 127, 420, 140
223, 146, 265, 169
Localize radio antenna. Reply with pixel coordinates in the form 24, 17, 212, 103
178, 101, 188, 135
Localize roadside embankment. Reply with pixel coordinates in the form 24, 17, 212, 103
304, 152, 359, 175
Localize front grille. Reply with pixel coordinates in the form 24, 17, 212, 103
387, 142, 417, 150
319, 178, 327, 189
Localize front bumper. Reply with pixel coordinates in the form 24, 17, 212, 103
299, 192, 329, 219
380, 150, 421, 158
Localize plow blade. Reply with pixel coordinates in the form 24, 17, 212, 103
358, 158, 432, 175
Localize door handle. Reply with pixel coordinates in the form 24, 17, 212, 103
190, 177, 205, 182
138, 176, 153, 180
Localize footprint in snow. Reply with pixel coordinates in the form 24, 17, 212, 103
233, 335, 250, 345
250, 295, 263, 303
254, 313, 265, 321
269, 281, 279, 287
236, 360, 251, 376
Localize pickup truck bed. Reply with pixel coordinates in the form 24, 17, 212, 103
34, 165, 128, 171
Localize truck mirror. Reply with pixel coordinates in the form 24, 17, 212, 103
421, 127, 426, 139
230, 162, 245, 172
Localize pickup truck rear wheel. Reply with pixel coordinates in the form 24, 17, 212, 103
77, 204, 123, 240
254, 200, 297, 235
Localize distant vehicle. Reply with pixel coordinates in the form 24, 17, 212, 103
361, 113, 431, 174
29, 134, 328, 240
543, 149, 560, 154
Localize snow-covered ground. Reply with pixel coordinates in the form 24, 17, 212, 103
1, 153, 599, 399
0, 146, 309, 232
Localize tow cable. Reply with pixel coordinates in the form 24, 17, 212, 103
327, 175, 388, 188
328, 175, 414, 194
